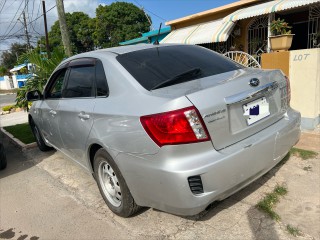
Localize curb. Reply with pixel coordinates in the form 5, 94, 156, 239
0, 127, 37, 151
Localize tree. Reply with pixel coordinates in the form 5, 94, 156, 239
0, 43, 29, 70
56, 0, 72, 56
16, 48, 65, 108
0, 66, 8, 76
45, 12, 95, 54
94, 2, 151, 48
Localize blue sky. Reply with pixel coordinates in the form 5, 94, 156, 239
0, 0, 237, 51
99, 0, 237, 29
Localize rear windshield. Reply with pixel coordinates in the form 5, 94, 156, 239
116, 45, 242, 90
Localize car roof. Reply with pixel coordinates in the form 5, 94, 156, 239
57, 43, 182, 68
95, 43, 179, 55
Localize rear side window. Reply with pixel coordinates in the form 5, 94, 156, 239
116, 45, 242, 90
95, 60, 109, 97
63, 66, 95, 98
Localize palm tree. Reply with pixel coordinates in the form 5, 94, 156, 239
16, 49, 65, 108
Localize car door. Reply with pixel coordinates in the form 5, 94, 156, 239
39, 68, 68, 149
57, 58, 98, 167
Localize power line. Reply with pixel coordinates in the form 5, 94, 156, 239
0, 4, 56, 41
0, 0, 7, 13
1, 0, 24, 39
28, 0, 42, 35
133, 0, 167, 22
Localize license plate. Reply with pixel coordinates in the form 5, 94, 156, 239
243, 97, 270, 125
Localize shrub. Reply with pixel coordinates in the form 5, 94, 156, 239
2, 105, 15, 112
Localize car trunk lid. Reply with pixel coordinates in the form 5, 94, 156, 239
182, 68, 290, 150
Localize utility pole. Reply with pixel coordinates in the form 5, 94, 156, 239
22, 11, 31, 50
142, 7, 153, 31
56, 0, 72, 57
42, 0, 51, 58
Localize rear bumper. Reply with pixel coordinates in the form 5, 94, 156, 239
116, 108, 301, 216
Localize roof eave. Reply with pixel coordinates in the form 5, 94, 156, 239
165, 0, 259, 26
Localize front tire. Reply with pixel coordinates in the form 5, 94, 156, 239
93, 149, 139, 217
30, 121, 52, 152
0, 143, 7, 170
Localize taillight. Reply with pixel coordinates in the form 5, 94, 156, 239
140, 106, 210, 147
285, 76, 291, 104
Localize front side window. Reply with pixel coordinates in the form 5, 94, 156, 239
63, 66, 95, 98
46, 69, 67, 99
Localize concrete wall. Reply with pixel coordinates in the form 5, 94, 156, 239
261, 48, 320, 130
261, 51, 290, 77
11, 75, 18, 89
0, 76, 14, 90
289, 48, 320, 130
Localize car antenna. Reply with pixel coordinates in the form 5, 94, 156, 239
153, 23, 162, 45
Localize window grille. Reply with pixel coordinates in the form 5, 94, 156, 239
308, 4, 320, 48
198, 36, 234, 54
247, 16, 269, 63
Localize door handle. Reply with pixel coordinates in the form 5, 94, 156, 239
49, 110, 57, 115
78, 112, 90, 120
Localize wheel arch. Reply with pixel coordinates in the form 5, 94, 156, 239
88, 143, 103, 173
28, 114, 34, 125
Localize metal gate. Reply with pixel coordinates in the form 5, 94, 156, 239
308, 4, 320, 48
247, 16, 269, 63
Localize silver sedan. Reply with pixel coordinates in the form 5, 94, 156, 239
27, 44, 301, 217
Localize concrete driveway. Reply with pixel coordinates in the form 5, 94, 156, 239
0, 132, 319, 239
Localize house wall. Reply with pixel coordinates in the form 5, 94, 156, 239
261, 51, 290, 77
261, 48, 320, 130
167, 0, 261, 29
171, 10, 235, 29
0, 76, 14, 90
289, 48, 320, 130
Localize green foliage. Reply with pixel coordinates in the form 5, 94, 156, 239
271, 18, 292, 35
94, 2, 151, 48
257, 184, 288, 221
15, 48, 65, 108
3, 123, 35, 144
46, 12, 95, 54
290, 147, 318, 160
0, 43, 29, 70
0, 66, 8, 76
2, 105, 15, 112
36, 3, 151, 53
274, 185, 288, 196
286, 224, 302, 237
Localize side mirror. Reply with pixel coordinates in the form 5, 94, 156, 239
26, 90, 43, 101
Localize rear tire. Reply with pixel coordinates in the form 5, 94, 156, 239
93, 149, 140, 217
30, 121, 52, 152
0, 143, 7, 170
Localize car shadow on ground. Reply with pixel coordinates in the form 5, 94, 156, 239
0, 132, 55, 180
182, 153, 290, 239
187, 153, 290, 219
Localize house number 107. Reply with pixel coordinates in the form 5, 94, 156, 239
293, 54, 310, 61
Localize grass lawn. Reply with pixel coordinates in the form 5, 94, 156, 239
3, 123, 35, 144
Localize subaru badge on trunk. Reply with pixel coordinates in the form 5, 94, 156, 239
249, 78, 260, 87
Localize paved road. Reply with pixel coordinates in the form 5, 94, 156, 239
0, 136, 131, 240
1, 133, 319, 239
0, 94, 16, 107
0, 111, 28, 127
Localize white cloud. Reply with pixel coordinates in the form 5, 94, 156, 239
0, 0, 100, 52
64, 0, 99, 17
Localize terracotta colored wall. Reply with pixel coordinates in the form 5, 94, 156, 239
261, 52, 290, 77
261, 49, 320, 130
